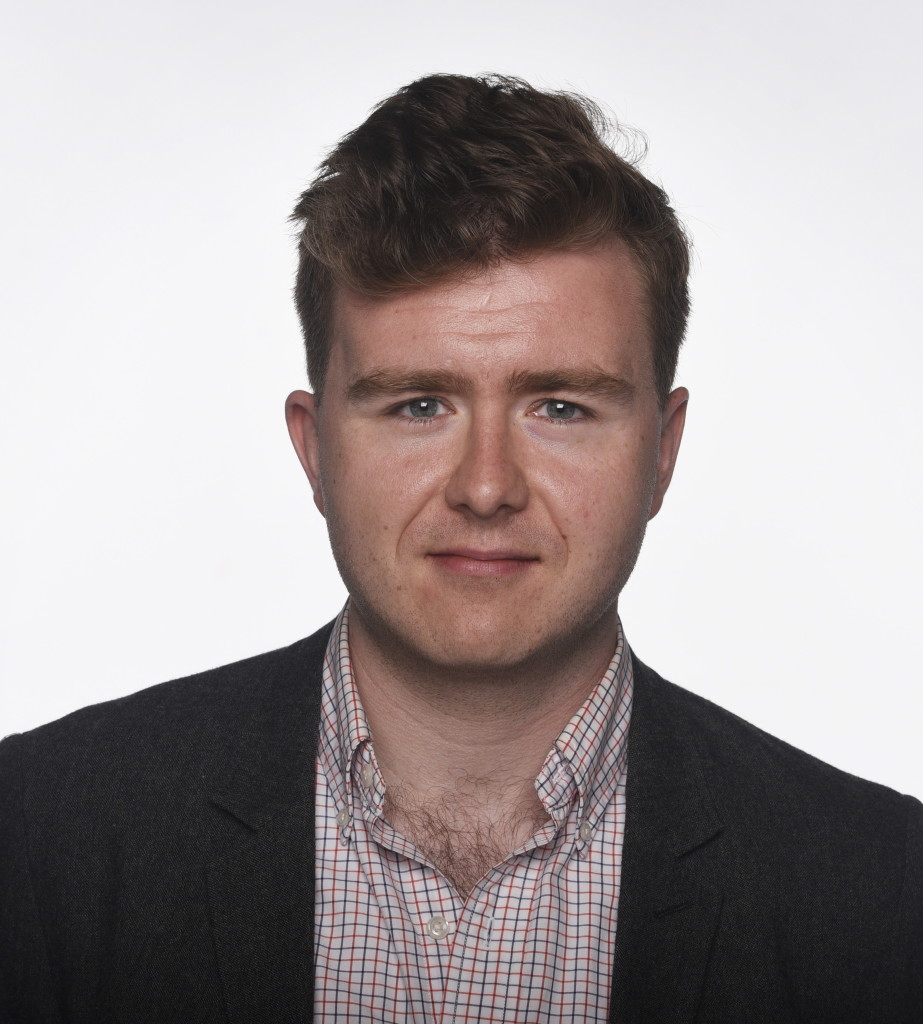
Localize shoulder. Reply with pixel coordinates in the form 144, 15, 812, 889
627, 657, 923, 1014
631, 653, 917, 817
0, 622, 334, 812
629, 654, 922, 931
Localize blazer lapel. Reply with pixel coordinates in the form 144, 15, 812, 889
203, 629, 330, 1024
207, 790, 315, 1024
609, 657, 726, 1024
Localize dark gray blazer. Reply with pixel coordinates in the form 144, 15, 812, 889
2, 623, 921, 1023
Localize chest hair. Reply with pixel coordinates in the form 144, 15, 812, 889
383, 782, 550, 897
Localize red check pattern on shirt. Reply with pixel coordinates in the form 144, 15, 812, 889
314, 605, 633, 1023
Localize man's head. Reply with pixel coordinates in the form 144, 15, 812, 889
290, 74, 690, 408
286, 75, 690, 685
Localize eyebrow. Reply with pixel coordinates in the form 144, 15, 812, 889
346, 367, 635, 402
347, 370, 474, 401
506, 369, 635, 402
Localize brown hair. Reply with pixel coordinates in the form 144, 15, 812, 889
290, 74, 690, 403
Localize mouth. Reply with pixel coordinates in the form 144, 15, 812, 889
427, 548, 540, 578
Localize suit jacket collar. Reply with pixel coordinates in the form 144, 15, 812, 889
203, 626, 329, 1024
609, 654, 726, 1023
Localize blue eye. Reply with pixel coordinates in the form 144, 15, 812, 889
545, 400, 578, 420
407, 398, 439, 418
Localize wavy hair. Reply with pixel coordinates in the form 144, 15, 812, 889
291, 74, 690, 403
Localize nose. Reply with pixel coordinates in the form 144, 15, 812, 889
443, 410, 529, 518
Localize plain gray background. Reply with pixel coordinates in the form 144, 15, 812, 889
2, 0, 921, 796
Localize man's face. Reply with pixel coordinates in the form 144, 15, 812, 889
286, 241, 687, 675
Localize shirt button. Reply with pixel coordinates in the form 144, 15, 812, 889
426, 915, 450, 940
579, 821, 595, 843
362, 763, 375, 788
336, 808, 350, 829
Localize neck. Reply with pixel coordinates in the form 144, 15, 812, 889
347, 606, 619, 801
345, 607, 620, 894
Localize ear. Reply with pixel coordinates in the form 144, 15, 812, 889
648, 386, 688, 520
285, 390, 325, 516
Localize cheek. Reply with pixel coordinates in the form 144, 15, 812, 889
541, 445, 654, 545
319, 434, 444, 538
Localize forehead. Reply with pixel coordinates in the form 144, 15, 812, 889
329, 240, 653, 382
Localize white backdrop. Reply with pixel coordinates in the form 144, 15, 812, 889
2, 0, 921, 797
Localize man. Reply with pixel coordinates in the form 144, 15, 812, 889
1, 74, 920, 1023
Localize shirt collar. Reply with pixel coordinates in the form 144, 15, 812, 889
538, 619, 633, 833
318, 604, 370, 781
318, 602, 633, 829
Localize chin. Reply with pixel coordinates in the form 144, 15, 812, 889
412, 614, 565, 674
425, 639, 527, 672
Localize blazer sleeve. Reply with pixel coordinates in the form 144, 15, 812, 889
0, 733, 65, 1024
869, 793, 923, 1023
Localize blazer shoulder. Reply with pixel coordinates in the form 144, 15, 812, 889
627, 656, 923, 1017
630, 654, 917, 828
0, 621, 334, 797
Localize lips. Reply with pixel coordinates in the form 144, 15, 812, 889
428, 548, 539, 578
